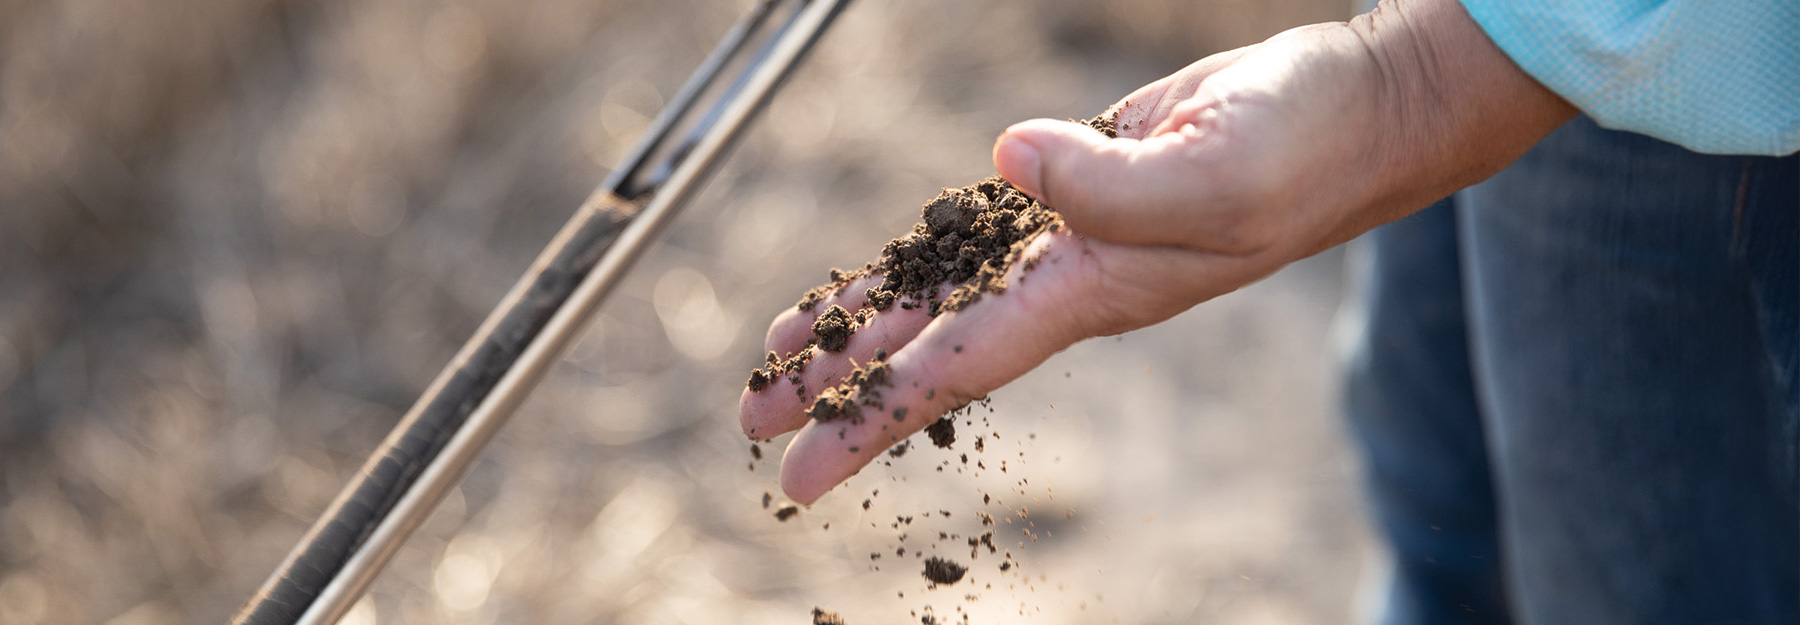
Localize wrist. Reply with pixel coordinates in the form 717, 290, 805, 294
1350, 0, 1576, 213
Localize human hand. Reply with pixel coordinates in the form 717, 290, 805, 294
741, 0, 1573, 504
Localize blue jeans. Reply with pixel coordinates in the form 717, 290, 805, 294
1342, 115, 1798, 625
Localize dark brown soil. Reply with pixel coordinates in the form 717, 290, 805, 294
803, 352, 893, 423
812, 607, 847, 625
811, 305, 856, 352
805, 386, 861, 423
922, 556, 967, 586
746, 113, 1118, 398
775, 504, 800, 521
745, 348, 814, 396
967, 530, 996, 556
868, 113, 1115, 316
924, 416, 956, 449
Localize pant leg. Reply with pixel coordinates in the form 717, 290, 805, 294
1459, 115, 1799, 625
1342, 198, 1513, 625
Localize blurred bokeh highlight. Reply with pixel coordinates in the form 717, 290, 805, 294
0, 0, 1365, 623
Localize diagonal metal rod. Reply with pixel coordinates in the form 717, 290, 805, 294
229, 1, 852, 623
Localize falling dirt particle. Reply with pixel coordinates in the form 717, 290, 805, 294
775, 504, 800, 521
862, 499, 872, 510
812, 607, 847, 625
925, 416, 956, 449
762, 491, 772, 509
924, 557, 968, 586
968, 530, 997, 555
751, 443, 763, 460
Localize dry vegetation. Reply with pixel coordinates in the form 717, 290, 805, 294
0, 0, 1364, 623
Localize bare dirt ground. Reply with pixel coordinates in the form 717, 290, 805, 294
0, 0, 1369, 623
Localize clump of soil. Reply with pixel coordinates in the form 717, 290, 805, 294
805, 386, 861, 423
924, 416, 956, 449
811, 305, 856, 352
811, 607, 846, 625
922, 556, 967, 586
747, 113, 1118, 397
746, 348, 815, 394
775, 504, 800, 521
796, 267, 862, 313
861, 113, 1115, 316
803, 351, 894, 423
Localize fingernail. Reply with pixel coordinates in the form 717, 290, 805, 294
994, 135, 1042, 198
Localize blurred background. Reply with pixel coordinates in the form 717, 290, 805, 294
0, 0, 1368, 623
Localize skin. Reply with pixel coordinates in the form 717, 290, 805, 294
741, 0, 1577, 504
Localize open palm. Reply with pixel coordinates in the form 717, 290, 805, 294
741, 1, 1571, 504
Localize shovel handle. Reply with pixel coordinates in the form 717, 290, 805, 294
230, 1, 851, 623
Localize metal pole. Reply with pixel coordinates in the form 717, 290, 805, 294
229, 1, 852, 623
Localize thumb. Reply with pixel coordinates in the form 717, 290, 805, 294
993, 117, 1220, 247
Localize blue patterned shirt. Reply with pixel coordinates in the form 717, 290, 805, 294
1460, 0, 1799, 155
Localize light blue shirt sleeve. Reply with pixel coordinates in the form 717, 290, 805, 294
1459, 0, 1800, 156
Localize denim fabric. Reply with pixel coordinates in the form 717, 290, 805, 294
1342, 115, 1799, 625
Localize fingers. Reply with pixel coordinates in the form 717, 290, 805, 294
772, 226, 1278, 503
772, 232, 1176, 503
762, 274, 882, 358
739, 299, 935, 440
